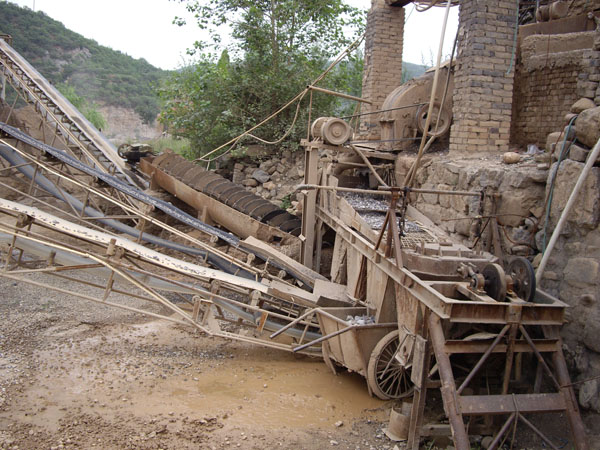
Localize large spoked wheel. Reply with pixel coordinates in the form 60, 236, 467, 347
367, 330, 414, 400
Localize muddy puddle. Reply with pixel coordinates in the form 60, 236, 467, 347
170, 356, 385, 428
15, 319, 388, 434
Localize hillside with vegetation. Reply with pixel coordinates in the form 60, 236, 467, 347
0, 1, 166, 124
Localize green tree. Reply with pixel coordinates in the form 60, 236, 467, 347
160, 0, 365, 158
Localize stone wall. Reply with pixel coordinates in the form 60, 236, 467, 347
406, 148, 600, 412
578, 31, 600, 104
227, 149, 305, 214
511, 32, 594, 147
568, 0, 600, 16
359, 0, 404, 138
537, 159, 600, 413
406, 154, 547, 244
449, 0, 518, 153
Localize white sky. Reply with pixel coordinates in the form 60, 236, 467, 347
8, 0, 458, 70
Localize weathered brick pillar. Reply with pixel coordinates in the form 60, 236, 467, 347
360, 0, 405, 138
449, 0, 518, 153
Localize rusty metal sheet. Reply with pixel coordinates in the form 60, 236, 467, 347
211, 181, 238, 198
243, 199, 269, 218
170, 161, 196, 179
279, 218, 302, 233
232, 193, 259, 210
216, 185, 241, 201
156, 153, 181, 172
152, 152, 172, 168
268, 212, 294, 227
262, 209, 286, 223
225, 190, 252, 207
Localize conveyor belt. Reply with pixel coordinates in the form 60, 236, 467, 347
0, 122, 239, 246
0, 123, 315, 287
0, 37, 144, 188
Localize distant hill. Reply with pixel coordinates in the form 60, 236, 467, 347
0, 2, 426, 129
403, 61, 427, 81
0, 2, 167, 124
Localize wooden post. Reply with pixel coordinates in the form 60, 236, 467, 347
428, 313, 470, 450
301, 144, 319, 268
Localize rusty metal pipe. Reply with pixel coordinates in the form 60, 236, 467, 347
297, 184, 484, 197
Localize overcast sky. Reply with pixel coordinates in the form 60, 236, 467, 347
8, 0, 458, 70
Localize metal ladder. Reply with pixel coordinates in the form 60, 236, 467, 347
0, 37, 144, 188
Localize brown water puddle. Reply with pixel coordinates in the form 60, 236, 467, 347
166, 357, 385, 428
9, 320, 387, 433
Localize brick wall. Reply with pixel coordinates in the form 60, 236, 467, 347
359, 0, 404, 138
512, 63, 580, 147
511, 31, 597, 147
449, 0, 518, 153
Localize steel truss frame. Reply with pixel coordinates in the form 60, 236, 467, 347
0, 37, 142, 187
305, 159, 588, 449
0, 133, 264, 279
0, 198, 322, 354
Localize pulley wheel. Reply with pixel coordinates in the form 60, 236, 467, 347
415, 103, 451, 138
311, 117, 352, 145
322, 118, 352, 145
507, 257, 536, 302
482, 263, 507, 302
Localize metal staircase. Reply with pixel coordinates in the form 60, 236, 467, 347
0, 36, 145, 188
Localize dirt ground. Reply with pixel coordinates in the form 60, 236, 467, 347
0, 274, 599, 450
0, 273, 400, 450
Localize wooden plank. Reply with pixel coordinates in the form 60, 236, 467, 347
242, 236, 326, 288
330, 234, 347, 284
313, 279, 353, 307
366, 262, 388, 314
459, 393, 566, 415
410, 335, 428, 388
301, 146, 319, 268
265, 279, 319, 308
345, 246, 363, 299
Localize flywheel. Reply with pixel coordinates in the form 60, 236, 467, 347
415, 102, 452, 138
507, 256, 536, 302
